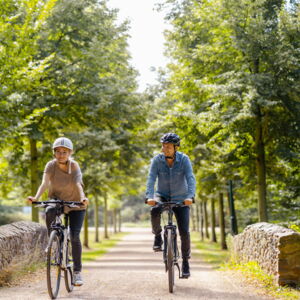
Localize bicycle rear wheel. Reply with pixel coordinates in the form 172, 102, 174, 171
167, 229, 174, 293
64, 237, 74, 292
47, 230, 61, 299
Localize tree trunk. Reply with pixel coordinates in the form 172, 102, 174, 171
204, 201, 209, 239
118, 209, 122, 232
191, 205, 196, 231
104, 192, 109, 239
94, 196, 99, 242
255, 105, 268, 222
218, 193, 227, 249
196, 203, 200, 232
200, 201, 204, 241
211, 198, 217, 243
30, 138, 39, 222
84, 206, 89, 248
253, 58, 268, 222
113, 208, 117, 233
109, 211, 113, 235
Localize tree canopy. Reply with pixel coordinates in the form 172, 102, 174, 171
0, 0, 298, 228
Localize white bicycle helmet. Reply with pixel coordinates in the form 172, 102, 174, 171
52, 137, 73, 151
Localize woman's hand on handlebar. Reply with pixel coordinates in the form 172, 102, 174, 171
27, 196, 37, 203
81, 197, 89, 207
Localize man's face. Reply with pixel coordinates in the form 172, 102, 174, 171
161, 143, 175, 157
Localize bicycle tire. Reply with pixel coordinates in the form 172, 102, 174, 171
64, 236, 74, 292
47, 230, 61, 299
167, 229, 174, 293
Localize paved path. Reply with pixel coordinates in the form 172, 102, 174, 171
0, 227, 272, 299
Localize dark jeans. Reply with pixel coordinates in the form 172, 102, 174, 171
151, 205, 191, 260
45, 207, 85, 272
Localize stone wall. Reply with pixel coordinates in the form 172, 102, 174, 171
233, 222, 300, 286
0, 221, 48, 275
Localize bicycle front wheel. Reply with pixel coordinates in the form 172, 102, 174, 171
47, 230, 62, 299
64, 237, 74, 292
167, 229, 174, 293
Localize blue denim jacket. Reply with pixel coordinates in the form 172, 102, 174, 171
146, 151, 196, 202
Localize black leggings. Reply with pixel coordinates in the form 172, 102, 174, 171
45, 207, 85, 272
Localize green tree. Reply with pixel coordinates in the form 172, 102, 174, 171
0, 0, 150, 225
154, 0, 299, 226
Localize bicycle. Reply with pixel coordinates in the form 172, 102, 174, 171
161, 200, 190, 293
32, 199, 83, 299
146, 198, 191, 293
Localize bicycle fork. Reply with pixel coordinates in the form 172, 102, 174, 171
171, 230, 184, 279
61, 228, 68, 270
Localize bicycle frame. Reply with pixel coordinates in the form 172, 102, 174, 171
32, 199, 83, 299
159, 201, 185, 279
45, 204, 69, 270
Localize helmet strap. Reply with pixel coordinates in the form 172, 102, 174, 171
165, 150, 176, 160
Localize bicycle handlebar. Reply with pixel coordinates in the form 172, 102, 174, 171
32, 199, 84, 208
144, 197, 195, 205
156, 201, 184, 208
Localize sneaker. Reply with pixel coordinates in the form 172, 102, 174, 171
182, 260, 190, 278
153, 234, 163, 251
74, 271, 83, 286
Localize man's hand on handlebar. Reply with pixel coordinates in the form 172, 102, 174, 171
27, 196, 37, 203
184, 198, 193, 206
146, 199, 157, 206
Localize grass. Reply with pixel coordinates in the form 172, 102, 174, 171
226, 261, 300, 300
81, 229, 128, 262
191, 232, 229, 268
0, 262, 45, 287
191, 231, 300, 300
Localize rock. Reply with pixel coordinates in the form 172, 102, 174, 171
0, 221, 48, 274
233, 222, 300, 286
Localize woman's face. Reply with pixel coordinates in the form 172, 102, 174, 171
54, 147, 72, 164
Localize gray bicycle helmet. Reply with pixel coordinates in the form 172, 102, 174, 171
160, 133, 180, 146
52, 137, 73, 151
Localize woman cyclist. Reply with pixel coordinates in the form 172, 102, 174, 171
28, 137, 88, 286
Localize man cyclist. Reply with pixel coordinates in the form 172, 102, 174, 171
145, 133, 196, 278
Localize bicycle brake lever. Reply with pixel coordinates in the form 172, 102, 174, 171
68, 203, 82, 208
35, 204, 46, 208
